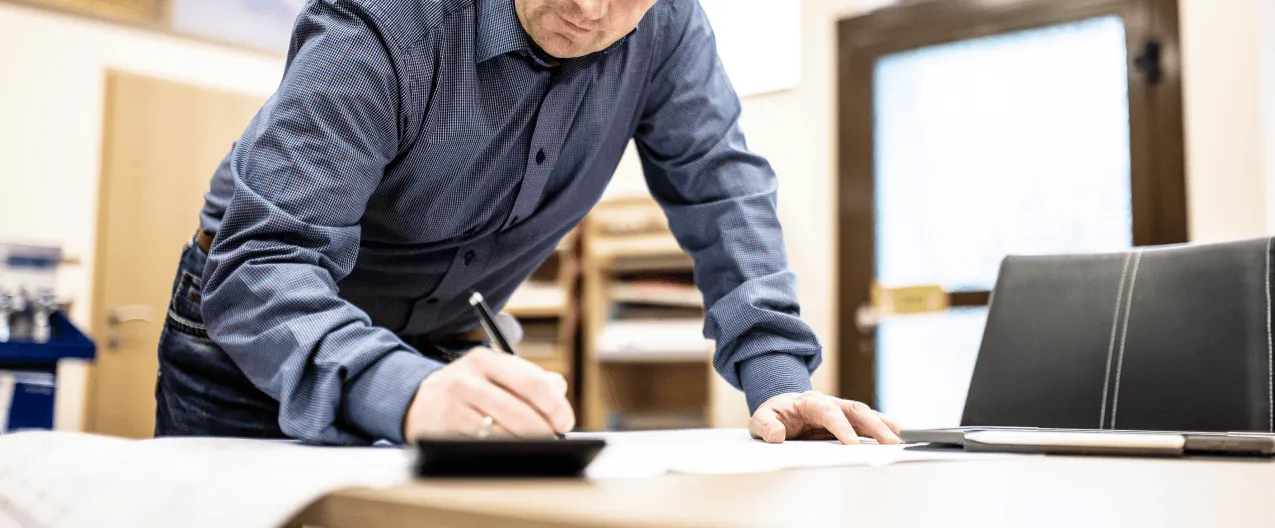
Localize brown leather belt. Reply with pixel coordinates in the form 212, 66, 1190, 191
415, 328, 490, 344
193, 228, 487, 345
195, 229, 215, 254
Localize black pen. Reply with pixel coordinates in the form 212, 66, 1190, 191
468, 292, 566, 440
469, 292, 514, 354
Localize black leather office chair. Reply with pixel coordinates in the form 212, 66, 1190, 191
961, 237, 1275, 433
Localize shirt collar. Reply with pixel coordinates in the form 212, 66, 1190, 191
475, 0, 532, 64
474, 0, 641, 65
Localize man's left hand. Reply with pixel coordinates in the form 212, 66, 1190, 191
748, 391, 902, 445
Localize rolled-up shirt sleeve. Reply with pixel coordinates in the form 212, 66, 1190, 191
201, 0, 442, 445
634, 0, 821, 414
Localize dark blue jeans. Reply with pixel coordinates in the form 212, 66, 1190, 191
154, 239, 287, 439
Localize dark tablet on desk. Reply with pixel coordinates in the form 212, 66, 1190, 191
413, 438, 607, 478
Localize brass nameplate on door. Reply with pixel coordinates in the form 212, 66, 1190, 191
872, 284, 949, 316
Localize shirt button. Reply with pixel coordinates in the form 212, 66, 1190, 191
535, 149, 546, 165
510, 215, 520, 225
464, 250, 477, 265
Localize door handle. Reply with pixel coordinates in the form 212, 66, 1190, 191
106, 305, 154, 349
1133, 41, 1162, 84
855, 302, 879, 334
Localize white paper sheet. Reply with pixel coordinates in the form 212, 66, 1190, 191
0, 429, 1006, 527
579, 429, 1011, 479
0, 431, 410, 528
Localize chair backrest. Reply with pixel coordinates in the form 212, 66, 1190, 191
962, 237, 1275, 433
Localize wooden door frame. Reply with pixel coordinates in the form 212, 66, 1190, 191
836, 0, 1187, 405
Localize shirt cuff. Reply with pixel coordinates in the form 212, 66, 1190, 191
343, 349, 445, 444
739, 352, 814, 414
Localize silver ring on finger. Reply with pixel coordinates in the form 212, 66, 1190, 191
476, 415, 495, 439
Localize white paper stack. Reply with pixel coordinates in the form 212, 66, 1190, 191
594, 320, 712, 362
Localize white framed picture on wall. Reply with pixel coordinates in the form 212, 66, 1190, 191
170, 0, 305, 54
10, 0, 164, 25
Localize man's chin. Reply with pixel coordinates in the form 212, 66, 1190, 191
536, 33, 599, 59
540, 43, 588, 59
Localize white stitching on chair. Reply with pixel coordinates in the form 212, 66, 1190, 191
1100, 251, 1133, 429
1110, 250, 1143, 429
1266, 237, 1272, 432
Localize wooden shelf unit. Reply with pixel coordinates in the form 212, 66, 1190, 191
580, 198, 746, 431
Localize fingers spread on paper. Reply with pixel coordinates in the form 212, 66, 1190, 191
803, 395, 860, 445
876, 410, 902, 437
839, 399, 901, 444
748, 391, 902, 445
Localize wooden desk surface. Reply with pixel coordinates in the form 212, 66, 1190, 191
293, 454, 1275, 528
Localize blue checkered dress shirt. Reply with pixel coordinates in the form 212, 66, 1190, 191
199, 0, 822, 445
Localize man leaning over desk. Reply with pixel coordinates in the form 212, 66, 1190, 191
154, 0, 902, 446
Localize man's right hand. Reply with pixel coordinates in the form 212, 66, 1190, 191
403, 347, 574, 440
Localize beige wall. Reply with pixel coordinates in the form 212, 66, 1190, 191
0, 2, 285, 430
1263, 0, 1275, 231
1179, 0, 1268, 241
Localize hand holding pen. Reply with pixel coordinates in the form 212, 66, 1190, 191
400, 294, 574, 441
470, 292, 569, 440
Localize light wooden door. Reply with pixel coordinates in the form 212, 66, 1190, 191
88, 70, 264, 438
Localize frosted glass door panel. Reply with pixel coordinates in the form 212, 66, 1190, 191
874, 16, 1133, 292
875, 308, 987, 429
